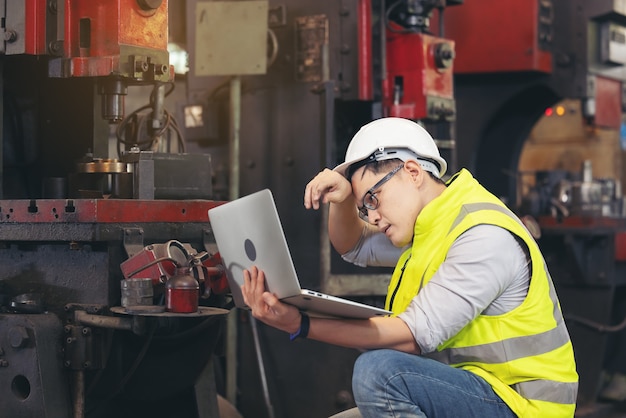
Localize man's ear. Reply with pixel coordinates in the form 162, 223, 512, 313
403, 160, 423, 183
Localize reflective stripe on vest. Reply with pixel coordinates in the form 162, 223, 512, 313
513, 380, 578, 405
427, 320, 570, 365
448, 202, 517, 233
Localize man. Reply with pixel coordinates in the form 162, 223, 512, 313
242, 117, 578, 417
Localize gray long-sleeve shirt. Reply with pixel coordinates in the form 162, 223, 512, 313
341, 224, 530, 353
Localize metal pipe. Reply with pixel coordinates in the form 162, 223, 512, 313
228, 76, 241, 201
226, 75, 242, 407
72, 370, 85, 418
153, 83, 167, 152
250, 316, 275, 418
74, 310, 133, 331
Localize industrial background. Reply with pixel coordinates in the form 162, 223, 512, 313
1, 0, 626, 417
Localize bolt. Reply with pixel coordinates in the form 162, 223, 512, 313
8, 327, 29, 349
4, 30, 17, 43
137, 0, 163, 10
135, 60, 149, 73
155, 64, 169, 75
48, 40, 63, 55
83, 361, 91, 369
0, 359, 8, 367
64, 361, 71, 368
82, 327, 91, 336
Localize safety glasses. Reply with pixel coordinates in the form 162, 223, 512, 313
357, 164, 404, 221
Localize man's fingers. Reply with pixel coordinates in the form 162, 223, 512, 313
242, 266, 263, 305
262, 292, 280, 309
303, 184, 312, 209
304, 181, 324, 210
304, 169, 346, 211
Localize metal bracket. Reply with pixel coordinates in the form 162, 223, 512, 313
203, 228, 219, 255
123, 228, 145, 257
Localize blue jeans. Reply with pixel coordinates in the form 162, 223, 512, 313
352, 349, 517, 418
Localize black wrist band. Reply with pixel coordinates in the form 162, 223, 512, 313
289, 312, 310, 341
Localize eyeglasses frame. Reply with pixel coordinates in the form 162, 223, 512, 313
357, 163, 405, 220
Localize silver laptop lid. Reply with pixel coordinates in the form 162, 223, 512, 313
208, 189, 302, 308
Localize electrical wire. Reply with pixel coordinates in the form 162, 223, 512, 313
267, 28, 279, 68
564, 313, 626, 333
125, 256, 181, 279
116, 82, 186, 157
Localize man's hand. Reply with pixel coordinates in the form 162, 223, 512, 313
242, 266, 302, 334
304, 168, 353, 210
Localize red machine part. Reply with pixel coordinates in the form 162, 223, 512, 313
119, 238, 229, 295
120, 240, 191, 285
594, 75, 622, 129
615, 231, 626, 261
382, 29, 455, 120
0, 199, 223, 223
439, 0, 552, 74
21, 0, 49, 55
202, 253, 230, 295
357, 0, 373, 101
539, 216, 626, 262
59, 0, 172, 79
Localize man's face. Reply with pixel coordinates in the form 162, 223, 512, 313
350, 163, 421, 247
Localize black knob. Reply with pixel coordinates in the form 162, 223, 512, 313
137, 0, 163, 11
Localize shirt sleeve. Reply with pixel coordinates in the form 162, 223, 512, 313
398, 224, 530, 353
340, 223, 407, 267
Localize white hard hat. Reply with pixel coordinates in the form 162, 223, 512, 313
334, 117, 447, 178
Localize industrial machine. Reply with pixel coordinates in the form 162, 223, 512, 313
0, 1, 231, 418
3, 0, 626, 417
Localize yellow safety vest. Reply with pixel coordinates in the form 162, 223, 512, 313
385, 169, 578, 417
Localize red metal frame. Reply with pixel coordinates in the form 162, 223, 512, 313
62, 0, 169, 77
594, 75, 622, 129
0, 199, 225, 223
357, 0, 373, 101
438, 0, 552, 74
23, 0, 49, 55
382, 30, 454, 119
539, 215, 626, 261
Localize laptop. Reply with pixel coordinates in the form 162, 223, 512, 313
208, 189, 392, 319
